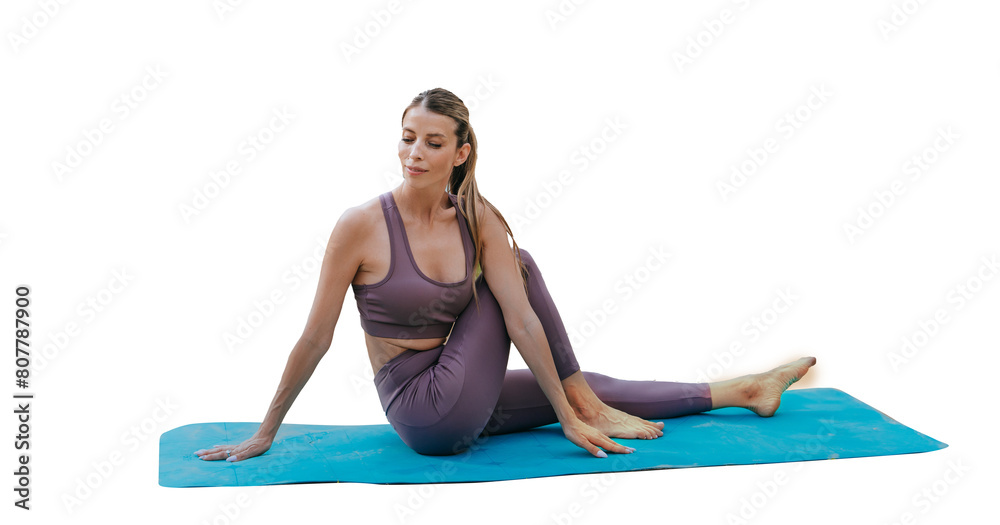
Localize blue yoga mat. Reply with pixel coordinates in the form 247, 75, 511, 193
159, 388, 946, 487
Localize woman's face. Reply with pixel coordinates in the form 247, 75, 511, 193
398, 106, 470, 188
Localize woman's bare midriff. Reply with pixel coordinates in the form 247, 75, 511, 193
365, 330, 452, 376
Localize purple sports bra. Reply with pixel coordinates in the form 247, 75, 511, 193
351, 191, 476, 339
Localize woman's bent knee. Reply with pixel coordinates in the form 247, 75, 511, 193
405, 432, 478, 456
515, 247, 534, 268
391, 419, 486, 456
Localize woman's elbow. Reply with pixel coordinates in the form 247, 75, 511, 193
505, 314, 537, 343
298, 329, 333, 355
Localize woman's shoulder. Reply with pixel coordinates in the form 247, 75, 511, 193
334, 193, 386, 238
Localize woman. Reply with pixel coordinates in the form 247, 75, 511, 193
195, 88, 816, 461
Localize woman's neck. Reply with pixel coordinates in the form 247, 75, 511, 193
393, 184, 452, 225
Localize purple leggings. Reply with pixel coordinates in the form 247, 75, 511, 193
373, 249, 713, 456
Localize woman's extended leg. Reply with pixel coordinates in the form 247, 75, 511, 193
480, 369, 711, 437
482, 360, 817, 439
479, 249, 816, 438
477, 248, 711, 438
704, 356, 817, 417
559, 356, 817, 438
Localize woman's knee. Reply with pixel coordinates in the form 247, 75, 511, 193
391, 410, 492, 456
514, 248, 540, 286
404, 429, 481, 457
514, 247, 535, 269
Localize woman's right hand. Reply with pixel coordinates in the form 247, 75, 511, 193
560, 415, 635, 458
194, 433, 273, 462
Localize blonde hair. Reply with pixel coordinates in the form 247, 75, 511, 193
402, 88, 529, 308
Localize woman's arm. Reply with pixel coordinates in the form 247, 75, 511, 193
254, 337, 331, 439
256, 207, 367, 438
196, 206, 367, 462
477, 206, 632, 458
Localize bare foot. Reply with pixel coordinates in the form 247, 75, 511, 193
744, 356, 817, 417
574, 401, 666, 440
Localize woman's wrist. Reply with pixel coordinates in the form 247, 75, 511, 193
255, 422, 278, 441
552, 398, 580, 424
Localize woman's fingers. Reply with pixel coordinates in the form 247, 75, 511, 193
194, 446, 231, 461
580, 422, 633, 455
225, 445, 244, 462
195, 437, 272, 462
585, 442, 608, 458
567, 430, 605, 458
194, 444, 238, 461
227, 442, 261, 462
593, 433, 634, 455
565, 419, 636, 458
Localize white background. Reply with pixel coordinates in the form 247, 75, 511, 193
2, 0, 997, 523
